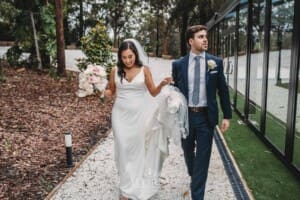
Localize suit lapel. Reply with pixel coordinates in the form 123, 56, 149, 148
205, 53, 209, 85
182, 55, 189, 93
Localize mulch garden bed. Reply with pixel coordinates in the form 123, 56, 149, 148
0, 66, 113, 199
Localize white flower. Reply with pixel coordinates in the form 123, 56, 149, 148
207, 59, 217, 71
94, 79, 108, 91
76, 64, 108, 98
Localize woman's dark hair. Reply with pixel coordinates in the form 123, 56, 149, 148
185, 25, 207, 47
117, 41, 143, 83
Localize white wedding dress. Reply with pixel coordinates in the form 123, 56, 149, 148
112, 67, 188, 200
112, 67, 165, 199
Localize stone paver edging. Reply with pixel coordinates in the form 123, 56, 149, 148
215, 126, 254, 200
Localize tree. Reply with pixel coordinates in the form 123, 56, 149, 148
79, 0, 84, 39
39, 4, 57, 67
14, 0, 43, 69
64, 0, 106, 45
147, 0, 172, 56
77, 21, 114, 75
64, 0, 84, 45
97, 0, 141, 47
4, 1, 56, 69
54, 0, 66, 76
170, 0, 224, 56
170, 0, 196, 56
0, 1, 18, 41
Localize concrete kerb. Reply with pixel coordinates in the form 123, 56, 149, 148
44, 129, 112, 200
215, 126, 255, 200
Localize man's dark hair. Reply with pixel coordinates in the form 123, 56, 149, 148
185, 25, 208, 47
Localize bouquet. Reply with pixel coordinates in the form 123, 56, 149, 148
76, 64, 108, 98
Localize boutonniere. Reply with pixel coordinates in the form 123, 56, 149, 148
207, 59, 217, 71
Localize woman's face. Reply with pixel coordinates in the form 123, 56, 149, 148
121, 49, 136, 68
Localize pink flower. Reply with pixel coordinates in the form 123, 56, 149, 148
77, 64, 108, 98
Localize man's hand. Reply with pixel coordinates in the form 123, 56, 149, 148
220, 119, 230, 133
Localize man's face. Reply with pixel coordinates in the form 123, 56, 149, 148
189, 30, 208, 53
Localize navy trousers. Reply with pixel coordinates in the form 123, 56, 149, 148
181, 111, 214, 200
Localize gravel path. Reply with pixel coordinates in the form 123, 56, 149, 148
49, 132, 236, 200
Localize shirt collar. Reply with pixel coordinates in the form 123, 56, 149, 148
189, 51, 205, 60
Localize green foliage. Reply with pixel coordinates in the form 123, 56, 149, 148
48, 66, 61, 80
0, 1, 19, 41
6, 45, 23, 66
5, 2, 56, 68
98, 0, 142, 47
7, 10, 35, 68
40, 4, 57, 58
78, 21, 115, 76
13, 11, 33, 52
0, 1, 19, 24
14, 0, 38, 10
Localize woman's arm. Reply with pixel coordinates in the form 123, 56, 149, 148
104, 67, 116, 97
144, 66, 172, 97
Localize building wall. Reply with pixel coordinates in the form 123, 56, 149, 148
207, 0, 300, 179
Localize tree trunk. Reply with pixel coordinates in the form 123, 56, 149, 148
162, 20, 169, 55
0, 60, 3, 82
180, 12, 188, 56
41, 51, 51, 68
162, 36, 168, 55
155, 8, 160, 57
79, 0, 84, 39
55, 0, 66, 76
113, 27, 117, 48
30, 11, 42, 69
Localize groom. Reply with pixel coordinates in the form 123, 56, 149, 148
172, 25, 232, 200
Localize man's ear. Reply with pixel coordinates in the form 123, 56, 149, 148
188, 38, 193, 47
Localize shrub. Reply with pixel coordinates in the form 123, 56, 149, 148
77, 21, 115, 77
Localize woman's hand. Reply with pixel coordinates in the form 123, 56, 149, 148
160, 77, 174, 86
104, 89, 113, 97
144, 67, 173, 97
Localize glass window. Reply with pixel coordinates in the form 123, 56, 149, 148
208, 30, 213, 53
248, 0, 266, 129
265, 0, 294, 153
294, 68, 300, 168
236, 6, 248, 114
293, 6, 300, 168
219, 21, 226, 58
210, 26, 217, 55
214, 26, 219, 56
222, 11, 237, 105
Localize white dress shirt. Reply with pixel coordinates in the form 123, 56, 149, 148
188, 51, 207, 107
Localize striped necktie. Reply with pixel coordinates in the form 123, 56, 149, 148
192, 56, 200, 105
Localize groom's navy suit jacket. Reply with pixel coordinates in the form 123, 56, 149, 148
172, 53, 232, 127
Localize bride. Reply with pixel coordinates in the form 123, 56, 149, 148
104, 39, 188, 200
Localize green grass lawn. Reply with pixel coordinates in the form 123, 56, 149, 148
228, 87, 300, 167
222, 112, 300, 200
